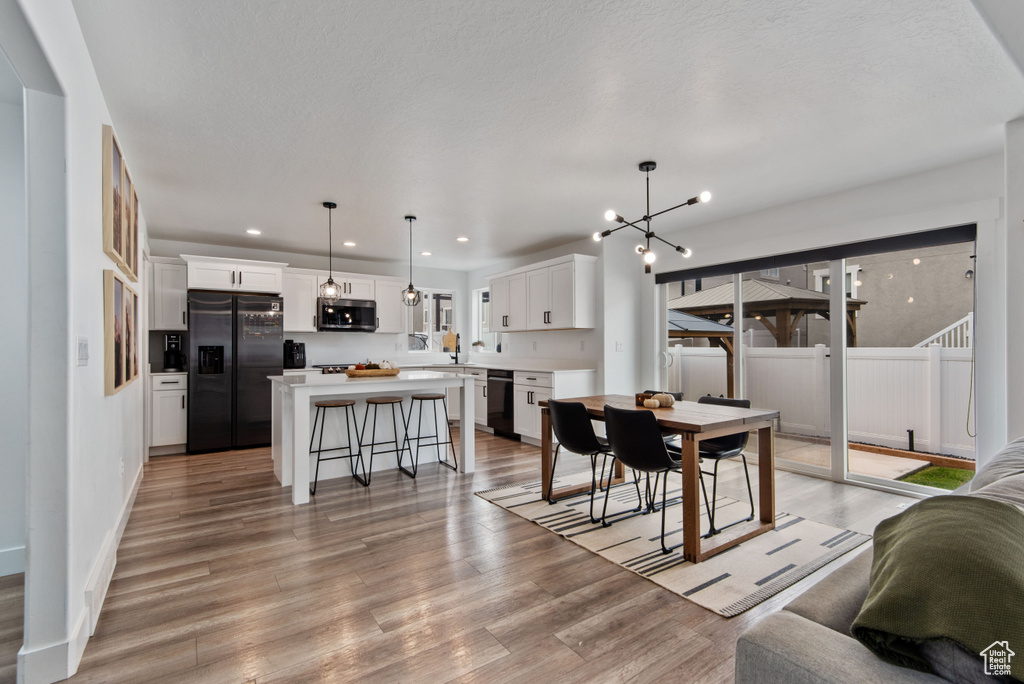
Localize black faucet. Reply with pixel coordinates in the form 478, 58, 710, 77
449, 333, 461, 364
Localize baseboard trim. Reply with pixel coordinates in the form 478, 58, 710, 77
17, 640, 67, 684
0, 545, 26, 576
83, 462, 143, 637
148, 444, 185, 457
68, 608, 88, 675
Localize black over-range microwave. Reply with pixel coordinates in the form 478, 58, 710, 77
317, 298, 377, 332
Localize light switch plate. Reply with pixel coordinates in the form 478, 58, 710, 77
77, 336, 89, 366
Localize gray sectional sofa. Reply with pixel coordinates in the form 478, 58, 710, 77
735, 437, 1024, 684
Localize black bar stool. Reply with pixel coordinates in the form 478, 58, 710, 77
309, 399, 367, 495
360, 396, 411, 481
402, 393, 458, 478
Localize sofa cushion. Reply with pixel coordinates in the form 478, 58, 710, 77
785, 548, 873, 635
970, 473, 1024, 511
851, 496, 1024, 677
970, 436, 1024, 491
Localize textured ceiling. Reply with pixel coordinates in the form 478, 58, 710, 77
72, 0, 1024, 271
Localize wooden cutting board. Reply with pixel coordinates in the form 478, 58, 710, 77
442, 330, 458, 352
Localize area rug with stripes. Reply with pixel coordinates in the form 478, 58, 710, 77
475, 469, 871, 616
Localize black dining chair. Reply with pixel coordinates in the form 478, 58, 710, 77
603, 405, 685, 554
694, 395, 756, 537
547, 400, 639, 523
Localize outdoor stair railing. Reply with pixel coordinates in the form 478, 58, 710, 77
914, 312, 973, 349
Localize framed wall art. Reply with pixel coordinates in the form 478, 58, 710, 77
102, 125, 138, 282
104, 269, 138, 395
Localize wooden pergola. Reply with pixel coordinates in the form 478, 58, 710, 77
668, 279, 866, 348
667, 311, 738, 397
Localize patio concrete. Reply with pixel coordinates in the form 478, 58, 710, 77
752, 434, 931, 480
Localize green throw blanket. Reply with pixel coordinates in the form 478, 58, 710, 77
852, 495, 1024, 678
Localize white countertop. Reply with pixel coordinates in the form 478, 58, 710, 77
408, 360, 597, 373
268, 369, 467, 387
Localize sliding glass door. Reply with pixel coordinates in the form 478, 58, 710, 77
660, 228, 977, 495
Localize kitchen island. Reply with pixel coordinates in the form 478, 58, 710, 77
269, 370, 475, 504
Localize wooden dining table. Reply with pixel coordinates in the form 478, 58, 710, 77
539, 394, 780, 563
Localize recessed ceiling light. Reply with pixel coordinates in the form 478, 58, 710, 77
912, 258, 921, 265
420, 251, 432, 256
343, 241, 356, 247
246, 228, 262, 235
456, 236, 469, 242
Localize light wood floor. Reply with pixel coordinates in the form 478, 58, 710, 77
3, 429, 916, 683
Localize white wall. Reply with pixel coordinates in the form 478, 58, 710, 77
1005, 118, 1024, 441
11, 0, 147, 679
654, 153, 1009, 462
0, 94, 27, 576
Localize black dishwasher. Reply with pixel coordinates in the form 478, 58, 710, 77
487, 369, 517, 438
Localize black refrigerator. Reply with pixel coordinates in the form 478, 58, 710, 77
188, 292, 283, 453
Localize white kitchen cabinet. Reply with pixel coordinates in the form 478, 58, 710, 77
182, 255, 286, 294
237, 263, 285, 293
489, 273, 527, 331
151, 374, 188, 448
474, 381, 487, 425
526, 263, 574, 330
152, 261, 188, 330
186, 258, 237, 291
526, 268, 548, 330
488, 254, 596, 332
283, 273, 318, 332
373, 279, 406, 333
513, 384, 551, 440
546, 261, 576, 329
489, 275, 509, 331
513, 386, 534, 437
318, 274, 374, 300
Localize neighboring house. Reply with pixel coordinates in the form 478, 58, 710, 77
670, 242, 974, 348
805, 242, 975, 348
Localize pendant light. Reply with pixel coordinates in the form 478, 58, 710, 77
592, 161, 710, 274
401, 215, 421, 306
319, 201, 343, 303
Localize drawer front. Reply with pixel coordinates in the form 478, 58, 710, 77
513, 371, 552, 388
153, 375, 188, 390
462, 368, 488, 380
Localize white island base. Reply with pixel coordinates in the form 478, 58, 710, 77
270, 371, 475, 505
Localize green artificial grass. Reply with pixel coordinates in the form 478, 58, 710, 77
898, 465, 975, 490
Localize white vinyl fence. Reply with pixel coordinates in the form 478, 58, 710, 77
666, 344, 975, 459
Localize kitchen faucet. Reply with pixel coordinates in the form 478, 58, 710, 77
449, 333, 461, 364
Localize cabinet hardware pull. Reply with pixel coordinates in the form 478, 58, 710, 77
239, 271, 242, 285
182, 311, 185, 324
231, 271, 235, 285
160, 381, 177, 385
483, 386, 487, 398
313, 315, 316, 326
181, 396, 185, 409
526, 377, 536, 380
